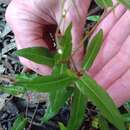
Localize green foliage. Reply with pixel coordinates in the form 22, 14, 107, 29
91, 117, 99, 129
99, 116, 110, 130
15, 73, 38, 82
123, 113, 130, 122
4, 22, 128, 130
95, 0, 113, 8
118, 0, 130, 9
42, 87, 72, 123
82, 29, 103, 70
15, 47, 55, 67
95, 0, 130, 10
0, 85, 25, 96
59, 123, 67, 130
16, 72, 77, 92
11, 115, 27, 130
42, 64, 73, 123
87, 15, 100, 22
67, 88, 86, 130
76, 75, 125, 130
55, 24, 72, 63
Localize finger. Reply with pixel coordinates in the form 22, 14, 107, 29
91, 4, 126, 39
94, 52, 129, 89
107, 69, 130, 107
17, 53, 52, 75
89, 5, 127, 76
70, 0, 91, 68
6, 0, 56, 75
94, 35, 130, 89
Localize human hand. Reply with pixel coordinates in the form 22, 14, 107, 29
5, 0, 91, 75
6, 0, 130, 107
89, 3, 130, 107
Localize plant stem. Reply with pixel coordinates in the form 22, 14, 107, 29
28, 102, 39, 130
0, 75, 15, 83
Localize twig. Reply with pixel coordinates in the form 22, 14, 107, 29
0, 75, 15, 83
28, 102, 39, 130
1, 117, 16, 124
25, 93, 29, 118
70, 56, 79, 73
87, 7, 101, 16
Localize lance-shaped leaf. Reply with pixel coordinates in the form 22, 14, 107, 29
59, 123, 67, 130
11, 115, 27, 130
118, 0, 130, 9
41, 64, 73, 123
0, 85, 25, 96
76, 74, 126, 130
52, 64, 68, 76
95, 0, 113, 8
15, 47, 55, 67
82, 30, 103, 70
87, 15, 100, 22
98, 116, 110, 130
49, 64, 68, 103
18, 70, 77, 92
67, 88, 86, 130
55, 24, 72, 63
42, 87, 73, 123
122, 113, 130, 122
15, 73, 38, 82
60, 24, 72, 60
49, 64, 68, 105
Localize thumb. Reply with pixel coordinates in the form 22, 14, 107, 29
5, 0, 55, 75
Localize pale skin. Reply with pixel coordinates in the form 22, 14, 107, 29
5, 0, 130, 107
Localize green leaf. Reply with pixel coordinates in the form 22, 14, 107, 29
67, 88, 86, 130
60, 24, 72, 60
15, 73, 38, 82
42, 87, 73, 123
18, 71, 77, 93
118, 0, 130, 9
52, 64, 68, 76
91, 117, 99, 129
15, 47, 55, 67
82, 30, 103, 70
0, 85, 25, 96
99, 116, 110, 130
59, 123, 67, 130
55, 24, 72, 63
49, 64, 68, 103
41, 64, 73, 123
87, 15, 100, 22
76, 74, 126, 130
11, 115, 27, 130
122, 113, 130, 122
95, 0, 113, 8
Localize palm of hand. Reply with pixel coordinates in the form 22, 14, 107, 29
5, 0, 90, 74
6, 0, 130, 106
89, 5, 130, 106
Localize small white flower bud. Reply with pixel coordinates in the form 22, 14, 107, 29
62, 9, 67, 18
58, 49, 63, 54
